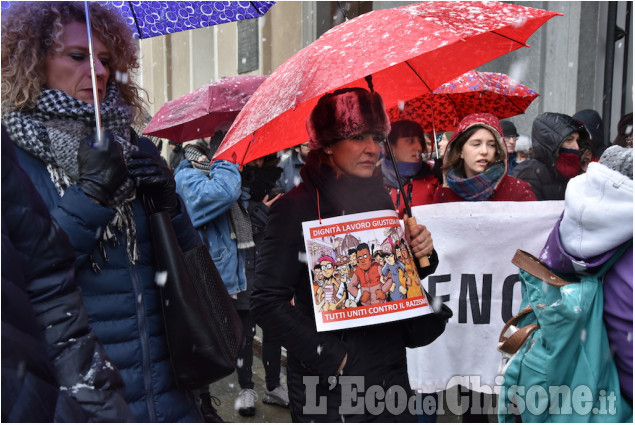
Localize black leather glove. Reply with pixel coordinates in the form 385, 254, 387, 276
127, 150, 178, 215
77, 131, 127, 206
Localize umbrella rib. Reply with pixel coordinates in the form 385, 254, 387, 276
240, 134, 254, 165
127, 1, 143, 39
491, 31, 527, 48
405, 61, 433, 92
249, 1, 265, 16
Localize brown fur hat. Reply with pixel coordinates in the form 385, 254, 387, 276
306, 87, 391, 150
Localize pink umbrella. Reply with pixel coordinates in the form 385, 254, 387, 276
387, 70, 539, 133
143, 75, 267, 143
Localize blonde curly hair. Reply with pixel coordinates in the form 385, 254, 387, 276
1, 1, 145, 116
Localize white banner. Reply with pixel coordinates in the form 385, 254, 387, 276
407, 201, 564, 394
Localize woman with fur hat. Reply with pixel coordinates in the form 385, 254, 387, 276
434, 113, 536, 203
381, 120, 440, 217
1, 2, 202, 421
510, 112, 589, 200
250, 87, 452, 422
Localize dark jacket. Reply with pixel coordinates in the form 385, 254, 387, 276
239, 163, 283, 310
1, 129, 133, 422
511, 113, 588, 200
13, 132, 203, 422
251, 154, 451, 422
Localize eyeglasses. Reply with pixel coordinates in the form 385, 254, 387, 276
320, 263, 333, 270
504, 136, 519, 141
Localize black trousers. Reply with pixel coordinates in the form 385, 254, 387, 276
235, 309, 283, 391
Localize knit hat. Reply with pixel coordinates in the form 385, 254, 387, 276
599, 145, 633, 179
515, 134, 532, 152
500, 120, 519, 138
306, 87, 391, 150
613, 113, 633, 148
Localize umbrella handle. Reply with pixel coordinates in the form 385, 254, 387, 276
405, 216, 431, 268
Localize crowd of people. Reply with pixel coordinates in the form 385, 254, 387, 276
1, 1, 632, 423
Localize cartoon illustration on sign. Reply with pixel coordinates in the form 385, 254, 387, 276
302, 209, 433, 331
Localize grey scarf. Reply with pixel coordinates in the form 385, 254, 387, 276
228, 202, 255, 250
5, 83, 140, 264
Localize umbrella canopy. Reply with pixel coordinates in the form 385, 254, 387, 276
213, 1, 559, 165
387, 70, 539, 133
101, 1, 276, 39
143, 75, 267, 143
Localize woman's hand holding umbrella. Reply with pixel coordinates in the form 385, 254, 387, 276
77, 131, 128, 207
403, 213, 434, 267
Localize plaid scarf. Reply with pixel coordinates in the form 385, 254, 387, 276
446, 161, 505, 201
5, 83, 140, 264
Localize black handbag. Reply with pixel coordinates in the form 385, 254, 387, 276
148, 210, 243, 389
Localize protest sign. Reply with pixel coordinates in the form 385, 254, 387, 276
302, 209, 434, 332
407, 201, 564, 394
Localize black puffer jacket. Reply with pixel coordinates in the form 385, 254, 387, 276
1, 127, 134, 422
511, 113, 588, 200
251, 153, 451, 422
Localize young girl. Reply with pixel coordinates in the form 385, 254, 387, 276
434, 113, 536, 203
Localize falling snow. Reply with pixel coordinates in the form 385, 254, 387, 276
155, 271, 168, 287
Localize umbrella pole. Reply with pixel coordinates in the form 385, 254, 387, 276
383, 139, 430, 268
84, 1, 103, 146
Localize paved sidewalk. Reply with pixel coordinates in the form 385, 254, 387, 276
207, 332, 292, 423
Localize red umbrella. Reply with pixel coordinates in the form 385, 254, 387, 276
213, 1, 559, 165
387, 70, 539, 133
143, 75, 267, 143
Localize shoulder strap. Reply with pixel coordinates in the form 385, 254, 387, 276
594, 240, 633, 277
512, 250, 571, 287
498, 305, 540, 355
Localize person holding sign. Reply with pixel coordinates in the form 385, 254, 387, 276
434, 113, 537, 203
251, 87, 452, 422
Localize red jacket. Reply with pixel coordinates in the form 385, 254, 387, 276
433, 174, 537, 203
386, 173, 439, 218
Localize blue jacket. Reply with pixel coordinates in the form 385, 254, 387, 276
14, 136, 202, 422
2, 130, 133, 422
174, 159, 247, 295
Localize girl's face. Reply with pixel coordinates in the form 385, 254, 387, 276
392, 135, 423, 163
44, 21, 111, 104
460, 128, 498, 178
328, 133, 382, 178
